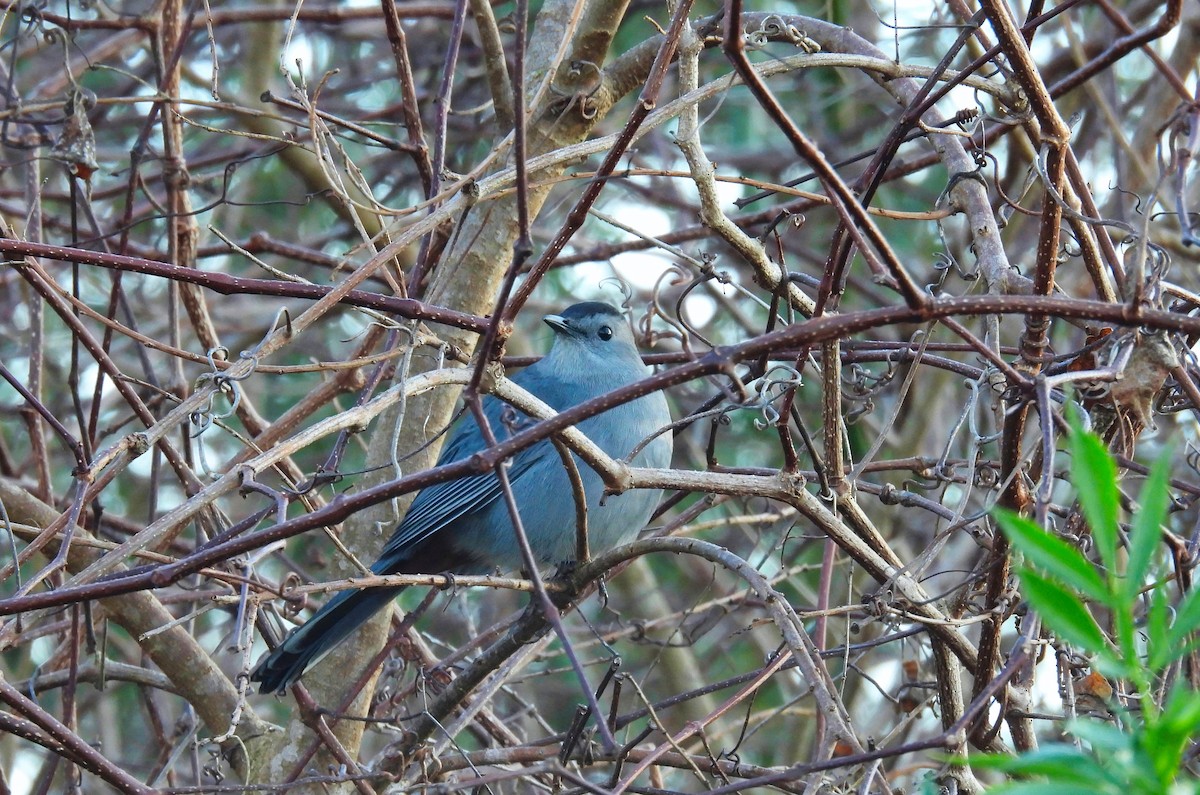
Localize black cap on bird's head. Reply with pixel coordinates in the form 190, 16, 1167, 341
557, 301, 623, 321
541, 302, 646, 368
543, 302, 625, 342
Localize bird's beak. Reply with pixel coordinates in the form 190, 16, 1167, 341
543, 314, 571, 335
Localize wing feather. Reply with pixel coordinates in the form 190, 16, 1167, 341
373, 382, 555, 567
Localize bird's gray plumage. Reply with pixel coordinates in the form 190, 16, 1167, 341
250, 302, 672, 693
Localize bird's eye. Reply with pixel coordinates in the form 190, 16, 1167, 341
597, 325, 613, 340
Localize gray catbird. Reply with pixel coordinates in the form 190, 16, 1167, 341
251, 301, 672, 693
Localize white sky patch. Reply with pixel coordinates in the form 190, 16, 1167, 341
679, 291, 719, 327
713, 171, 748, 207
281, 29, 317, 83
587, 157, 747, 332
607, 190, 674, 240
610, 250, 675, 291
8, 752, 38, 795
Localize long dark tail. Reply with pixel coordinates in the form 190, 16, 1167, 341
250, 585, 402, 694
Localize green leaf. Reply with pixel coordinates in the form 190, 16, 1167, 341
1020, 570, 1109, 656
1068, 720, 1134, 752
972, 747, 1118, 784
1146, 583, 1172, 672
1164, 585, 1200, 651
1090, 650, 1136, 681
1069, 425, 1121, 576
996, 509, 1110, 604
1124, 448, 1172, 598
1160, 684, 1200, 738
1138, 705, 1192, 789
987, 784, 1118, 795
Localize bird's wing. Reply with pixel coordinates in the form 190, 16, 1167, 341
373, 380, 556, 567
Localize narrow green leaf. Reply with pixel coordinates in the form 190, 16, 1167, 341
1091, 649, 1136, 681
1069, 426, 1121, 575
988, 784, 1117, 795
996, 509, 1110, 604
1125, 448, 1172, 599
1160, 684, 1200, 737
1020, 570, 1109, 656
1112, 608, 1139, 680
1138, 711, 1189, 789
1068, 719, 1134, 751
1146, 583, 1172, 672
972, 747, 1117, 784
1164, 585, 1200, 654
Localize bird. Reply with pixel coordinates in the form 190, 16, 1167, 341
251, 301, 672, 693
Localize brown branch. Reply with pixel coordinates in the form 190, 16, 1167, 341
0, 238, 487, 334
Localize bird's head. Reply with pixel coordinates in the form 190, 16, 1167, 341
541, 302, 647, 375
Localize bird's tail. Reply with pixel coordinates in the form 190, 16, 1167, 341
250, 585, 402, 694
